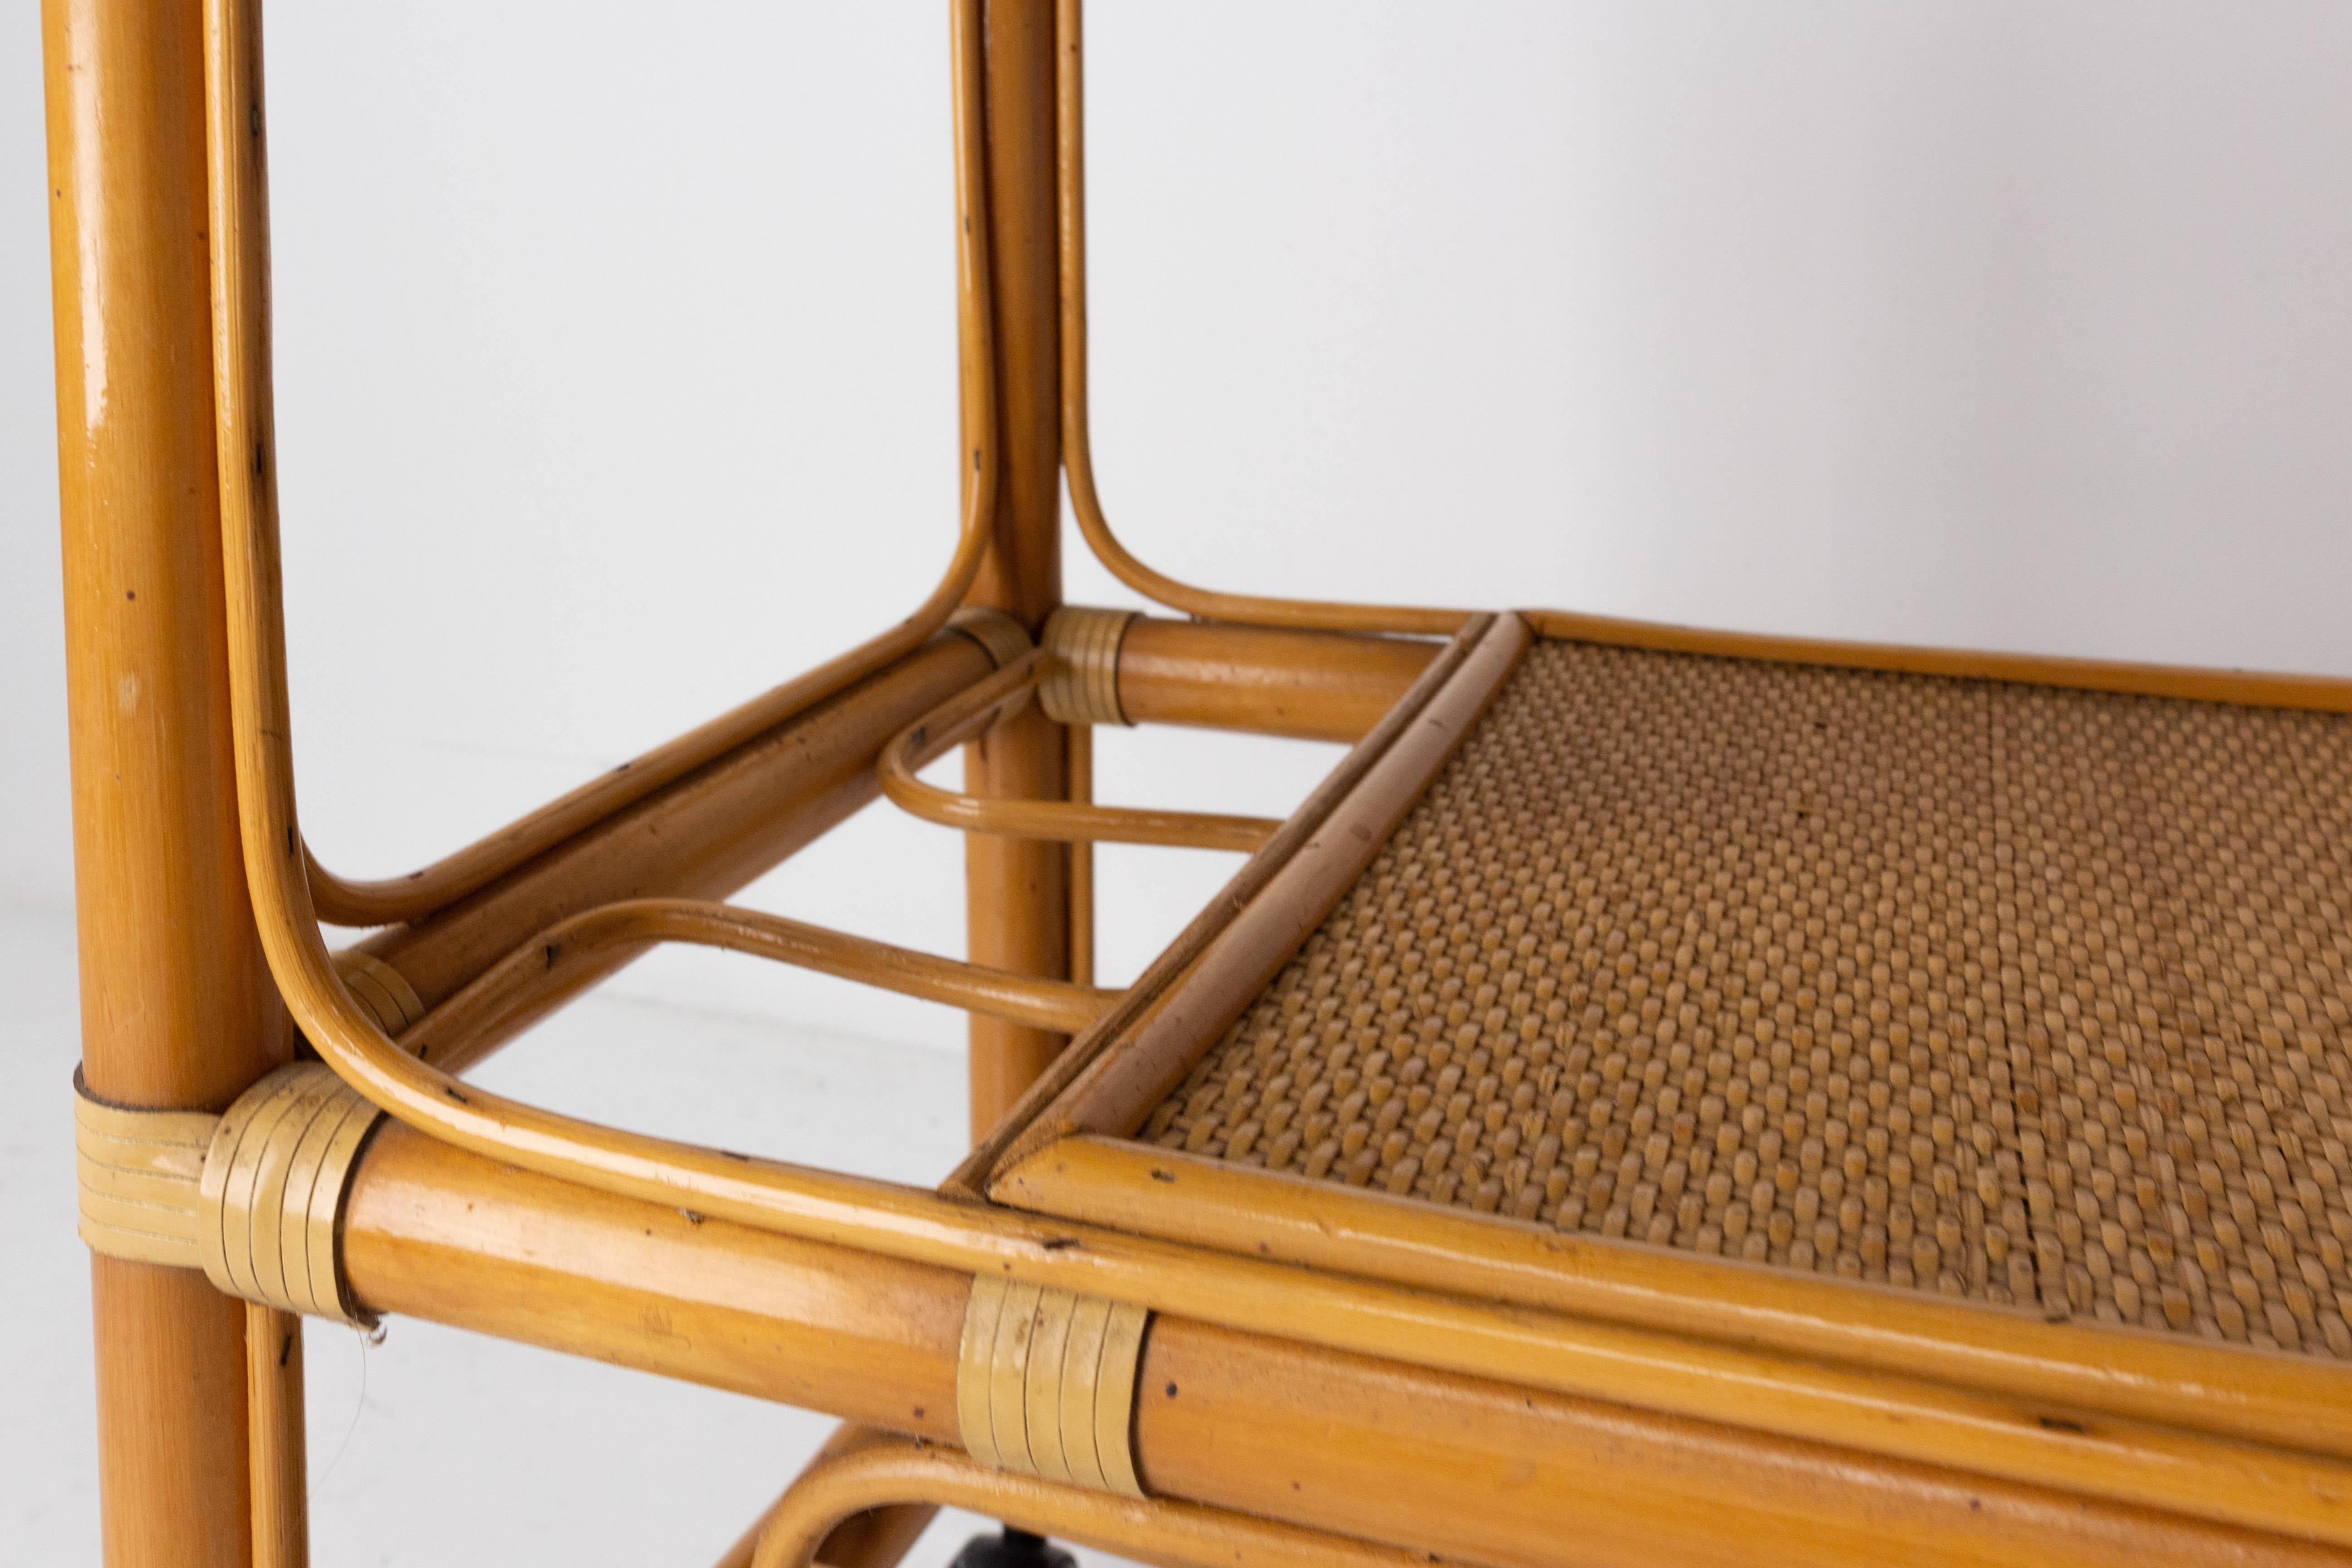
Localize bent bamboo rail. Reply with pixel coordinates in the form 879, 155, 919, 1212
283, 37, 1004, 932
880, 653, 1282, 852
202, 0, 2352, 1548
1053, 0, 1471, 639
401, 898, 1117, 1075
742, 1430, 1429, 1568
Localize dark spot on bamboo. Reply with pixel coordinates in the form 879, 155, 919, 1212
2036, 1416, 2087, 1434
279, 1332, 293, 1367
444, 1085, 469, 1104
544, 943, 561, 969
1149, 1168, 1175, 1183
1041, 1237, 1079, 1251
1163, 1381, 1177, 1398
681, 1209, 705, 1225
719, 1149, 751, 1162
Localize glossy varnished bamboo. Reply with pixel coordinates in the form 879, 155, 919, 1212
1112, 618, 1441, 742
715, 1427, 941, 1568
44, 0, 291, 1559
1136, 1322, 2332, 1568
965, 0, 1074, 1137
999, 1136, 2352, 1463
884, 654, 1282, 852
340, 1123, 970, 1438
245, 1304, 307, 1568
744, 1429, 1430, 1568
354, 630, 1000, 1041
406, 897, 1115, 1078
333, 1125, 2327, 1568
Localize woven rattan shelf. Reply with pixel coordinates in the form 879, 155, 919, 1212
1135, 635, 2352, 1355
50, 0, 2352, 1561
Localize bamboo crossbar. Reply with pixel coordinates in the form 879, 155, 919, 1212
881, 652, 1283, 852
357, 628, 1001, 1027
1111, 617, 1442, 742
401, 898, 1117, 1076
339, 1124, 2334, 1568
173, 0, 2352, 1560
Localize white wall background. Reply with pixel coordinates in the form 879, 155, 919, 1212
8, 3, 2352, 1562
9, 0, 2352, 1010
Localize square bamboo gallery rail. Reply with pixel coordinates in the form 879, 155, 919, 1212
42, 1, 2352, 1565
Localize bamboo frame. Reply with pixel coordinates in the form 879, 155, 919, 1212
38, 0, 2334, 1561
45, 0, 294, 1558
991, 613, 1528, 1170
994, 1135, 2352, 1461
962, 0, 1077, 1138
881, 653, 1282, 852
400, 897, 1117, 1077
1524, 606, 2352, 711
742, 1430, 1430, 1568
1052, 0, 1473, 639
359, 629, 1002, 1018
1110, 617, 1443, 742
338, 1123, 2337, 1568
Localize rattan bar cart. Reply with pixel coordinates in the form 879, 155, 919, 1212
45, 1, 2352, 1564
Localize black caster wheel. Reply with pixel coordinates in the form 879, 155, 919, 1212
947, 1527, 1078, 1568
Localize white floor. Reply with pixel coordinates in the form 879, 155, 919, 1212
0, 900, 1135, 1567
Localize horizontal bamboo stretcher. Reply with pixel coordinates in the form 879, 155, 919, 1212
1132, 635, 2352, 1355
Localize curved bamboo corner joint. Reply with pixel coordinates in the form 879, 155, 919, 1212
158, 0, 2352, 1564
275, 64, 1011, 933
745, 1430, 1439, 1568
1052, 0, 1470, 639
880, 651, 1282, 852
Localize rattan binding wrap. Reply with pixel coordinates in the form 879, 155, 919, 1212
948, 605, 1038, 673
957, 1276, 1148, 1497
1145, 637, 2352, 1357
74, 1071, 217, 1269
1039, 606, 1136, 727
197, 1062, 384, 1325
335, 948, 426, 1035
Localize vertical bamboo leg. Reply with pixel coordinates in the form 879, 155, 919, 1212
44, 0, 295, 1561
1067, 722, 1094, 987
963, 0, 1073, 1140
246, 1305, 309, 1568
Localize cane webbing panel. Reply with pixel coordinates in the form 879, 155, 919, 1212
1141, 637, 2352, 1357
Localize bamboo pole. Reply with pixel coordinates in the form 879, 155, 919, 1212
198, 0, 2352, 1542
715, 1428, 943, 1568
337, 1127, 2331, 1568
341, 1123, 970, 1438
965, 0, 1075, 1139
44, 0, 293, 1560
245, 1304, 307, 1568
745, 1430, 1429, 1568
1112, 619, 1441, 743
